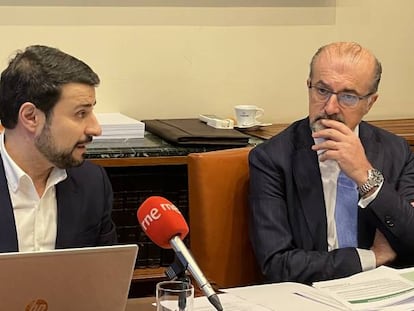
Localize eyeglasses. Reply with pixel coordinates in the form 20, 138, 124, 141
308, 82, 374, 108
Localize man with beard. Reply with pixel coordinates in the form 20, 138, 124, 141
0, 45, 117, 252
249, 42, 414, 284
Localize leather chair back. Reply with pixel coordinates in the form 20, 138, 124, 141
187, 147, 262, 288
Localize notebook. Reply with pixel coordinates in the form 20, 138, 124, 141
0, 244, 138, 311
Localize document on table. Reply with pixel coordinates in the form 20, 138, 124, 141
308, 266, 414, 310
223, 282, 341, 311
193, 293, 272, 310
154, 293, 271, 310
193, 267, 414, 311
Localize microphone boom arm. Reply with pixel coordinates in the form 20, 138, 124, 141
170, 236, 223, 311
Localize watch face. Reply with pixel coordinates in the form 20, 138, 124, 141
358, 168, 384, 196
369, 169, 384, 186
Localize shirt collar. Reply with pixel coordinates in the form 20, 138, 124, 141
0, 132, 67, 193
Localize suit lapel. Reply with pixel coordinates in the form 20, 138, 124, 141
359, 122, 384, 169
292, 120, 328, 250
0, 155, 19, 252
357, 122, 383, 247
55, 173, 81, 248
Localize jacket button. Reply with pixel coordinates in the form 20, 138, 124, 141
385, 218, 394, 227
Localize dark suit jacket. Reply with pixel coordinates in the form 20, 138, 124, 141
249, 117, 414, 284
0, 157, 117, 252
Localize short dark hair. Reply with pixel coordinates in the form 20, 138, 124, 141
0, 45, 100, 129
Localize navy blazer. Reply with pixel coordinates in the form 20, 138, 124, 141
249, 117, 414, 284
0, 157, 117, 252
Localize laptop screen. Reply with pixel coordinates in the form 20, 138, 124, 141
0, 244, 138, 311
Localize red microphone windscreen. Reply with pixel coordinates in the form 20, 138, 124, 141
137, 196, 189, 249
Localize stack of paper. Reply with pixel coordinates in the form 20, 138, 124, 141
310, 266, 414, 310
95, 112, 145, 140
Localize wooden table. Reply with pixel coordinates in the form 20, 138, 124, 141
125, 297, 155, 311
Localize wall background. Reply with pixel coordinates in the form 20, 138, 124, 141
0, 0, 411, 124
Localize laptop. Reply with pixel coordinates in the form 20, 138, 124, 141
0, 244, 138, 311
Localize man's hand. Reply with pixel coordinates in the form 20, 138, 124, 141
311, 119, 372, 185
371, 229, 396, 267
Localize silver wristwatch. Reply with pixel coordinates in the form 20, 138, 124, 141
357, 168, 384, 196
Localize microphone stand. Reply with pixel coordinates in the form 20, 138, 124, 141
165, 255, 191, 311
165, 254, 189, 282
165, 251, 223, 311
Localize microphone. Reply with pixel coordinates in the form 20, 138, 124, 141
137, 196, 223, 311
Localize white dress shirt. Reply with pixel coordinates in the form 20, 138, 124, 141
316, 125, 379, 271
0, 133, 67, 252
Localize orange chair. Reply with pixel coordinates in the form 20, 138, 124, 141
187, 147, 262, 289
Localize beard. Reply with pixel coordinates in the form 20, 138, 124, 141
34, 122, 92, 169
310, 113, 345, 132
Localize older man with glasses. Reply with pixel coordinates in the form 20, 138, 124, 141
248, 42, 414, 285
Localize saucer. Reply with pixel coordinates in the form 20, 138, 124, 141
235, 122, 272, 129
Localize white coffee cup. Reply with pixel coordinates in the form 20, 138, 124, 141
234, 105, 264, 127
